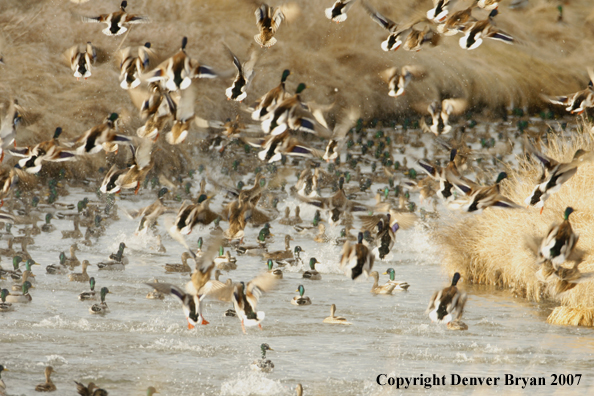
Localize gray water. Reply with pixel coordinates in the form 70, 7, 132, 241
2, 121, 594, 396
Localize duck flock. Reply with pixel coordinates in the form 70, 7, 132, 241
1, 0, 593, 394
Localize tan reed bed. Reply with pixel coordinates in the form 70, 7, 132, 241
433, 124, 594, 326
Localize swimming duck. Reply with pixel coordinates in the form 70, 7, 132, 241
296, 384, 303, 396
0, 239, 14, 257
340, 232, 374, 280
254, 4, 285, 47
225, 46, 258, 102
323, 304, 351, 324
5, 280, 32, 303
0, 288, 13, 312
165, 252, 193, 273
266, 259, 283, 279
69, 260, 91, 282
232, 272, 278, 333
12, 270, 34, 290
235, 230, 268, 256
89, 287, 110, 314
146, 386, 158, 396
0, 364, 7, 394
146, 279, 165, 300
276, 245, 304, 267
145, 37, 216, 92
325, 0, 357, 23
370, 271, 399, 294
427, 272, 467, 324
78, 277, 97, 301
61, 219, 83, 240
278, 207, 292, 225
108, 242, 128, 264
215, 248, 238, 271
41, 214, 55, 233
35, 366, 56, 392
82, 1, 149, 36
263, 234, 293, 260
66, 42, 96, 80
447, 171, 521, 212
524, 142, 593, 213
4, 256, 22, 280
64, 245, 81, 268
251, 343, 275, 373
538, 207, 579, 270
290, 206, 302, 225
251, 69, 291, 121
459, 10, 513, 50
291, 284, 311, 305
302, 258, 322, 280
119, 43, 152, 90
383, 268, 410, 290
74, 381, 109, 396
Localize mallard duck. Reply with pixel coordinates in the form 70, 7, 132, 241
0, 364, 8, 394
426, 98, 467, 135
232, 272, 278, 333
278, 207, 292, 225
459, 10, 513, 50
14, 241, 33, 262
447, 171, 521, 212
323, 304, 351, 325
427, 272, 467, 324
79, 277, 97, 301
263, 234, 293, 260
145, 386, 158, 396
119, 43, 152, 89
108, 242, 128, 264
69, 260, 91, 282
426, 0, 451, 23
251, 343, 275, 373
12, 270, 34, 290
251, 69, 291, 120
4, 256, 22, 280
74, 381, 109, 396
266, 259, 283, 279
325, 0, 357, 23
72, 113, 132, 155
381, 65, 426, 97
0, 288, 14, 312
62, 219, 83, 240
477, 0, 498, 10
418, 149, 469, 201
276, 246, 304, 267
89, 287, 110, 314
235, 230, 267, 256
361, 1, 404, 51
291, 284, 311, 305
546, 70, 594, 114
5, 280, 32, 303
225, 46, 258, 102
41, 213, 55, 233
198, 270, 234, 302
436, 5, 475, 36
215, 248, 238, 271
0, 99, 21, 161
66, 42, 96, 80
12, 259, 38, 283
165, 252, 193, 273
64, 245, 81, 268
254, 4, 285, 47
370, 271, 399, 294
290, 206, 302, 225
538, 207, 579, 270
82, 1, 149, 36
340, 232, 374, 280
296, 384, 303, 396
383, 268, 410, 290
101, 142, 154, 195
146, 279, 165, 300
10, 128, 76, 174
524, 143, 594, 213
0, 239, 15, 257
145, 37, 216, 92
172, 198, 220, 236
302, 258, 322, 280
35, 366, 56, 392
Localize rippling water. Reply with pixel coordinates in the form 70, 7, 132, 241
2, 124, 594, 396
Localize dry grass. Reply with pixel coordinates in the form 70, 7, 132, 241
433, 124, 594, 326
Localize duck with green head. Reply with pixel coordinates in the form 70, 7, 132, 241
5, 281, 32, 303
448, 171, 521, 212
427, 272, 467, 324
108, 242, 128, 264
79, 277, 97, 301
41, 213, 55, 233
383, 268, 410, 290
250, 343, 275, 372
302, 258, 321, 280
89, 287, 110, 314
7, 256, 23, 280
46, 252, 68, 275
275, 246, 304, 267
0, 364, 8, 393
252, 69, 290, 121
538, 207, 579, 270
266, 259, 283, 279
291, 284, 311, 306
214, 247, 237, 271
0, 288, 14, 311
